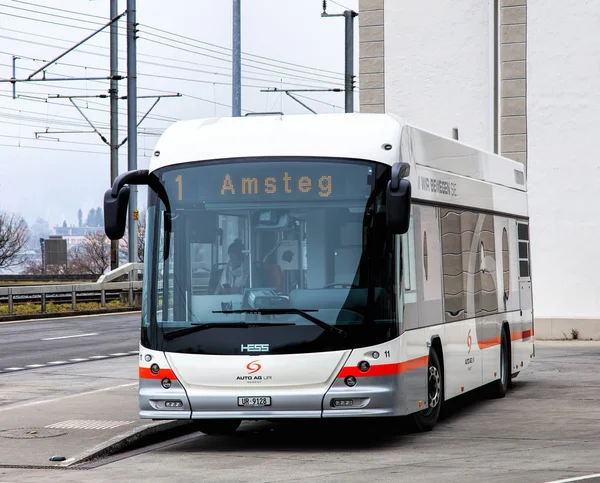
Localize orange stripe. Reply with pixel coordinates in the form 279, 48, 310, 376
139, 367, 177, 380
511, 329, 533, 341
478, 336, 501, 350
337, 355, 429, 378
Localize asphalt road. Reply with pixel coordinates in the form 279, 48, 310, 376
0, 312, 141, 372
2, 341, 600, 483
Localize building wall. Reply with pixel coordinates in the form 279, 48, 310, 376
359, 1, 600, 337
382, 0, 494, 151
358, 0, 385, 114
500, 0, 528, 165
527, 0, 600, 334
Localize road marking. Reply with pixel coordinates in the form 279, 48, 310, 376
42, 332, 98, 341
4, 367, 23, 371
88, 355, 109, 359
544, 474, 600, 483
0, 382, 138, 412
47, 361, 68, 365
110, 352, 129, 356
0, 311, 140, 325
25, 364, 45, 368
69, 358, 89, 362
46, 419, 135, 430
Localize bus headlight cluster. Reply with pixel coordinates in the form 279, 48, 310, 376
150, 363, 160, 374
358, 361, 370, 372
161, 378, 171, 389
144, 354, 153, 362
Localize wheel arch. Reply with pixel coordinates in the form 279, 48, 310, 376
429, 335, 445, 399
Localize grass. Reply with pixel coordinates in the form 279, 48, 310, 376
0, 300, 126, 316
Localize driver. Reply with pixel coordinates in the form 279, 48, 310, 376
216, 239, 249, 295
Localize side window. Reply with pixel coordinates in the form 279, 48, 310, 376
475, 214, 498, 317
502, 228, 510, 300
441, 209, 464, 321
517, 223, 530, 278
441, 209, 498, 321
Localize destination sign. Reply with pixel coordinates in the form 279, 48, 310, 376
162, 161, 375, 204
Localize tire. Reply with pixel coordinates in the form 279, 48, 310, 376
411, 349, 443, 432
192, 419, 241, 435
490, 329, 510, 399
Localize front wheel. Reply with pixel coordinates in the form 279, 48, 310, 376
411, 349, 443, 432
192, 419, 241, 435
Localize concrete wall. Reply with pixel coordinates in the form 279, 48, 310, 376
527, 0, 600, 334
382, 0, 493, 151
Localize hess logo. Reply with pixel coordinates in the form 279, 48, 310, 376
246, 360, 261, 374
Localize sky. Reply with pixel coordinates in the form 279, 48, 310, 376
0, 0, 359, 228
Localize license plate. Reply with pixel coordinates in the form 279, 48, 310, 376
237, 396, 271, 407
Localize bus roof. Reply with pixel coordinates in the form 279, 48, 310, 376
150, 113, 528, 217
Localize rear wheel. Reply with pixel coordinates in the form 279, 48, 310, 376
411, 349, 443, 432
192, 419, 241, 435
490, 329, 510, 398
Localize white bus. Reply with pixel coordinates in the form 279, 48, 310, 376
104, 113, 534, 434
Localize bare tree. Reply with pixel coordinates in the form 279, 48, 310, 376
120, 210, 146, 263
0, 211, 29, 268
70, 234, 110, 275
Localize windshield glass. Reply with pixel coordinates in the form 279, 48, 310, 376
142, 157, 398, 355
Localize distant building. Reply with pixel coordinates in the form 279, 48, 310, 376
52, 225, 105, 250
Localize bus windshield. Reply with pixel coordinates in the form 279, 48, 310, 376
142, 157, 398, 355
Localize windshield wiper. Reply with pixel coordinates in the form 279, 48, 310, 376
163, 322, 294, 342
213, 308, 347, 338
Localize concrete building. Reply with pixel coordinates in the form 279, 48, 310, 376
358, 0, 600, 338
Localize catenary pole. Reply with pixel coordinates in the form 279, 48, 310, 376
110, 0, 119, 270
127, 0, 138, 264
344, 10, 357, 113
232, 0, 241, 116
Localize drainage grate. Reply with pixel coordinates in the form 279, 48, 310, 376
45, 420, 135, 430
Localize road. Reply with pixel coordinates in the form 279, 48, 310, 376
1, 340, 600, 483
0, 312, 140, 373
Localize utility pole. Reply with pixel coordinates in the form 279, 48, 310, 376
127, 0, 138, 265
109, 0, 119, 270
232, 0, 241, 117
321, 1, 357, 113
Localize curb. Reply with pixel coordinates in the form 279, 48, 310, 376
63, 420, 196, 467
0, 307, 141, 323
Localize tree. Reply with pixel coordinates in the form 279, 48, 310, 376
120, 209, 146, 263
69, 233, 110, 275
95, 207, 104, 227
78, 209, 83, 227
86, 208, 96, 227
0, 211, 29, 268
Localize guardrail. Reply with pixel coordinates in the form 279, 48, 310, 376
0, 263, 143, 316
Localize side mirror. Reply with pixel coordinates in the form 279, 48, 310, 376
386, 162, 412, 234
104, 169, 150, 241
104, 185, 131, 240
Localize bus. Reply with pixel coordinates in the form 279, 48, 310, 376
104, 113, 534, 435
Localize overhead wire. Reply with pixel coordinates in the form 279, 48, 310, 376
138, 28, 345, 85
139, 22, 346, 77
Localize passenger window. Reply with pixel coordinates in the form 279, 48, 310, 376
517, 223, 530, 279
